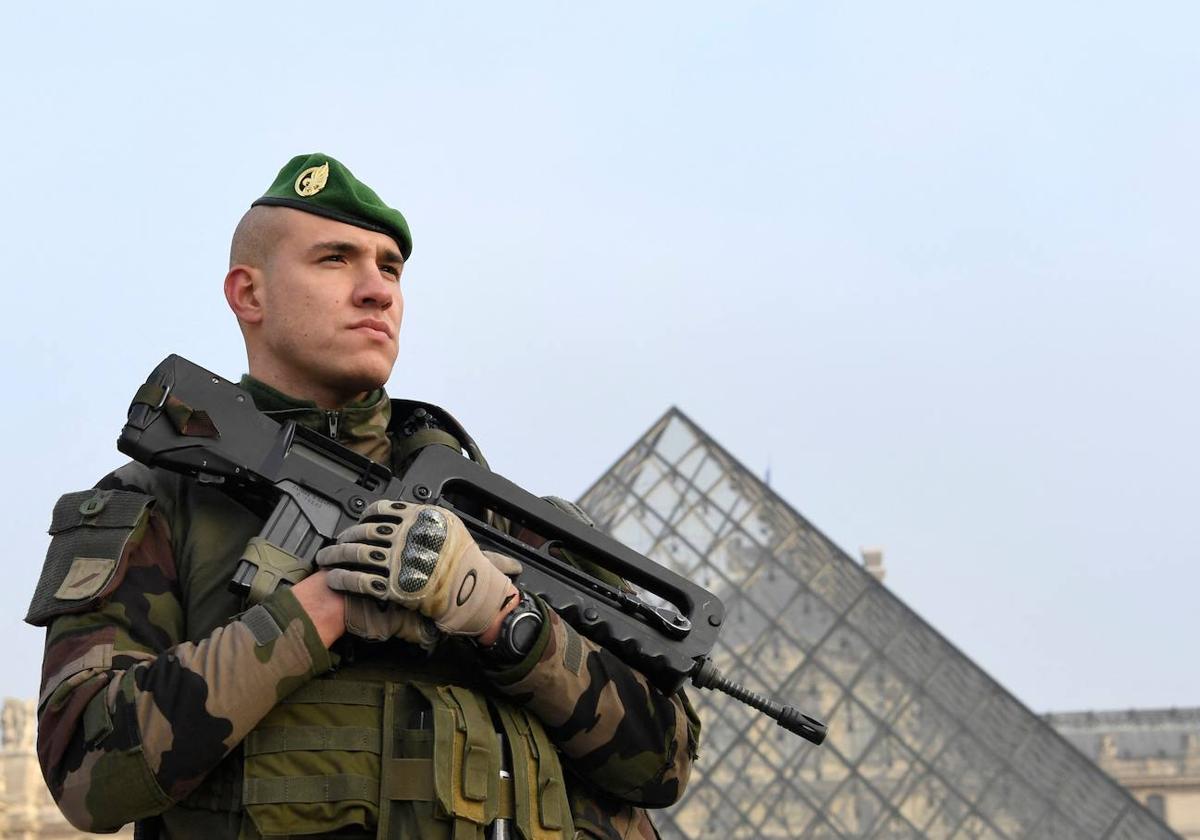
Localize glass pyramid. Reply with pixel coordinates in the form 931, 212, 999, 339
577, 409, 1176, 839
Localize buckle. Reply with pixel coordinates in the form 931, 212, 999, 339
153, 383, 171, 410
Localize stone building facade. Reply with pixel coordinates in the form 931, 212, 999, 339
1046, 708, 1200, 839
1, 697, 132, 839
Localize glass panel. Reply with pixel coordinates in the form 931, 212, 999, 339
782, 586, 839, 649
924, 656, 990, 721
932, 731, 1001, 806
813, 622, 872, 688
851, 656, 919, 725
608, 510, 661, 556
883, 620, 948, 684
777, 532, 830, 583
691, 455, 725, 495
874, 816, 921, 839
1011, 729, 1088, 803
857, 734, 918, 800
949, 815, 1005, 840
968, 693, 1038, 762
741, 553, 801, 617
1052, 761, 1125, 834
845, 587, 907, 650
1033, 808, 1094, 840
808, 561, 867, 613
921, 793, 970, 840
891, 691, 955, 758
893, 771, 961, 835
805, 817, 846, 839
780, 663, 845, 723
974, 772, 1047, 838
747, 780, 818, 839
658, 534, 704, 576
824, 776, 886, 837
653, 415, 700, 463
793, 738, 854, 803
824, 695, 879, 766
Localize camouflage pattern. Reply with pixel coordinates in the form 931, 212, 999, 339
566, 784, 663, 840
488, 607, 695, 806
33, 378, 697, 837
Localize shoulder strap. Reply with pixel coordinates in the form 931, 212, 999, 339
389, 399, 489, 470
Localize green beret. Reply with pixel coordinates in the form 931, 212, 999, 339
252, 153, 412, 260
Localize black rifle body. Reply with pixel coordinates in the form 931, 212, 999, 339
118, 355, 826, 744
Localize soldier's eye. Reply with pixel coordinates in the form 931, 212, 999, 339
380, 264, 400, 278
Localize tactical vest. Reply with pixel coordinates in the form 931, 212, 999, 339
142, 390, 578, 839
224, 646, 572, 839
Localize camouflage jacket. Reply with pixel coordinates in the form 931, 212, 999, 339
32, 379, 698, 839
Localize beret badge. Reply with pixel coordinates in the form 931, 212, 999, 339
294, 162, 330, 197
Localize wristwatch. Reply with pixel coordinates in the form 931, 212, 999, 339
481, 590, 543, 664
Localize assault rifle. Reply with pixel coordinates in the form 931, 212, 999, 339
118, 355, 826, 745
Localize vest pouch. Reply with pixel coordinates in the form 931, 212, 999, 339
494, 705, 574, 840
408, 683, 503, 840
242, 679, 385, 838
376, 681, 449, 840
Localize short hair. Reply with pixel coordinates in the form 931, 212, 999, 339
229, 205, 289, 268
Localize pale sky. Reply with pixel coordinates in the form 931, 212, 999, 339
2, 2, 1197, 714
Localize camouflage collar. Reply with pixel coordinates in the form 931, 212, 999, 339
238, 375, 392, 465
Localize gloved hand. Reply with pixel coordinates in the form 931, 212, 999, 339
316, 501, 518, 637
344, 595, 439, 647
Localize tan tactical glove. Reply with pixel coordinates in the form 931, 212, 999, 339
316, 501, 517, 636
344, 595, 439, 647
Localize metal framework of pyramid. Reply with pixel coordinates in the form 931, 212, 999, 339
577, 409, 1175, 839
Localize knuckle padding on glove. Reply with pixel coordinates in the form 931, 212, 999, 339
397, 509, 447, 594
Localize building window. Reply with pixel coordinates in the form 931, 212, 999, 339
1146, 794, 1165, 819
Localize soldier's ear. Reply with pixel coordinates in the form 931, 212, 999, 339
225, 265, 265, 326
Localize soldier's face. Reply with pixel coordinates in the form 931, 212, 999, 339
257, 210, 404, 401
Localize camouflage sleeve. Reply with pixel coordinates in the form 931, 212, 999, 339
36, 486, 333, 832
485, 598, 701, 808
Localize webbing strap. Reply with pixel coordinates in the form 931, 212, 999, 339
282, 680, 383, 706
495, 706, 536, 837
447, 684, 495, 803
412, 683, 458, 816
246, 758, 515, 817
496, 776, 516, 820
243, 773, 376, 805
528, 719, 565, 831
131, 383, 167, 409
392, 427, 462, 467
244, 726, 382, 756
381, 759, 515, 819
131, 382, 219, 437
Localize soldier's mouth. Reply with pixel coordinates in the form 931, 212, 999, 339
350, 318, 394, 341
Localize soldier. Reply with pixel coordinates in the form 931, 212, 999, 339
27, 154, 699, 839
